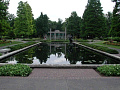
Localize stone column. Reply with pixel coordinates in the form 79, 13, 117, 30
65, 27, 66, 40
50, 28, 51, 41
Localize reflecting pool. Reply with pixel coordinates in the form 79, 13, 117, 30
0, 43, 120, 65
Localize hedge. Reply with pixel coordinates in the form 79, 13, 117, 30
81, 43, 119, 54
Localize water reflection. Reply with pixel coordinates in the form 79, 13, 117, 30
1, 43, 120, 64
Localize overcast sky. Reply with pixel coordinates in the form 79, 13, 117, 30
8, 0, 115, 22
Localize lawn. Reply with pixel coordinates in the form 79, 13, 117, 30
93, 41, 120, 49
0, 41, 23, 47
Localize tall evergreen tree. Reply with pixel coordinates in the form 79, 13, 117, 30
56, 18, 63, 31
0, 0, 11, 37
35, 12, 49, 38
81, 0, 106, 39
14, 1, 35, 38
67, 11, 81, 38
105, 12, 113, 37
110, 0, 120, 36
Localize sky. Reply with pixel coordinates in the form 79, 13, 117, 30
8, 0, 115, 22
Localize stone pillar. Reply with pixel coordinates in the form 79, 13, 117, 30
55, 32, 56, 40
50, 28, 51, 40
65, 27, 66, 40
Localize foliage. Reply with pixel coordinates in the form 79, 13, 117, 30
0, 0, 11, 36
0, 53, 2, 56
110, 1, 120, 37
0, 40, 12, 44
67, 11, 81, 38
81, 43, 119, 54
81, 0, 106, 39
76, 39, 89, 42
0, 64, 32, 76
97, 65, 120, 76
14, 1, 35, 38
103, 41, 120, 46
9, 42, 36, 51
35, 12, 49, 38
105, 12, 113, 37
104, 37, 120, 42
51, 40, 69, 42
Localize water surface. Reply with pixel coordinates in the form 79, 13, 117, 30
0, 43, 120, 65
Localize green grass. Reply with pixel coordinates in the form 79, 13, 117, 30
0, 64, 32, 77
0, 41, 22, 47
97, 65, 120, 76
93, 41, 120, 49
8, 42, 36, 51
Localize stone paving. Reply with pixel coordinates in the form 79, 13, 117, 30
29, 69, 101, 79
0, 69, 120, 90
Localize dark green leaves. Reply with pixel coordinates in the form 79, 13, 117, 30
0, 64, 32, 77
97, 65, 120, 76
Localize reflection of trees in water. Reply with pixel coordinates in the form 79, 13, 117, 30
66, 43, 81, 64
35, 43, 49, 64
50, 44, 65, 58
1, 43, 119, 64
65, 44, 117, 64
14, 47, 35, 64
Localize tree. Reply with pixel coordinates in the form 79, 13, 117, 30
56, 18, 63, 30
105, 12, 113, 37
110, 0, 120, 36
67, 11, 81, 38
35, 12, 49, 38
14, 1, 35, 38
81, 0, 106, 39
0, 0, 11, 37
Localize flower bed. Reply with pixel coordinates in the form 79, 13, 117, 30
103, 41, 120, 46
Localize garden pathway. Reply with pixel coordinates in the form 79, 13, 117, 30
0, 68, 120, 90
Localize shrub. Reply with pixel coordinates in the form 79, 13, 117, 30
0, 53, 2, 56
97, 65, 120, 76
77, 39, 89, 42
0, 64, 32, 77
81, 43, 119, 54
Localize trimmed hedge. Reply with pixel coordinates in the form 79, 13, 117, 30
9, 42, 36, 51
76, 39, 89, 42
81, 43, 119, 54
97, 65, 120, 76
0, 64, 32, 77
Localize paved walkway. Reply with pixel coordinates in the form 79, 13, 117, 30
0, 69, 120, 90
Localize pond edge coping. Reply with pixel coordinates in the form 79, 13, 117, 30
74, 42, 120, 61
0, 42, 41, 60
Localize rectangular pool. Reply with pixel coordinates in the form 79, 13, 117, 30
0, 43, 120, 65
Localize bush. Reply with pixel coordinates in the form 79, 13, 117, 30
0, 64, 32, 77
97, 65, 120, 76
0, 53, 2, 56
77, 39, 89, 42
81, 43, 119, 54
104, 37, 120, 42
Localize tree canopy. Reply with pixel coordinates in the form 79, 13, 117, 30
81, 0, 106, 39
14, 1, 35, 38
